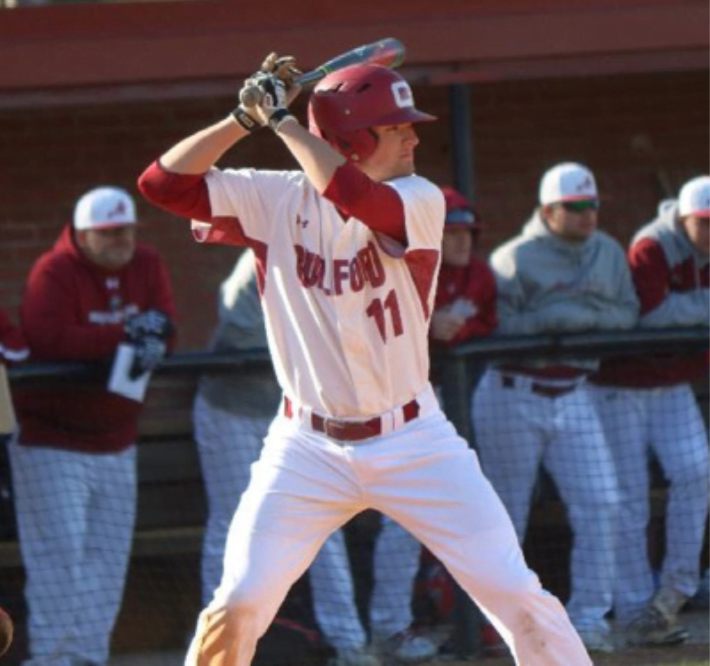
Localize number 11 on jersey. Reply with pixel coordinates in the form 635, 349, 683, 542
366, 289, 404, 342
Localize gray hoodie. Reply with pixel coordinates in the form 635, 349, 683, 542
199, 251, 281, 418
490, 210, 639, 369
632, 200, 709, 328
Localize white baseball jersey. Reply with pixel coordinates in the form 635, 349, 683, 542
193, 168, 445, 418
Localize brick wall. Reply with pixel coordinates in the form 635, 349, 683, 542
0, 69, 707, 350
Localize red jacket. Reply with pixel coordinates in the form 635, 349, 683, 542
16, 225, 177, 452
432, 256, 498, 347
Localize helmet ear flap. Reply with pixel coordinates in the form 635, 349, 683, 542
326, 128, 379, 163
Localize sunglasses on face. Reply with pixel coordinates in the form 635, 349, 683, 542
560, 200, 599, 213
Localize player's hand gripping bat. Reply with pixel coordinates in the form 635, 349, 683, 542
239, 37, 406, 107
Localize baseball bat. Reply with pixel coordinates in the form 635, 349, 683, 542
239, 37, 406, 107
630, 134, 676, 198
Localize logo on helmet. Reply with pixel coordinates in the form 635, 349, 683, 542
392, 81, 414, 109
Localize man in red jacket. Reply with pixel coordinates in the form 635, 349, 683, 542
9, 186, 176, 666
430, 187, 497, 346
590, 175, 709, 648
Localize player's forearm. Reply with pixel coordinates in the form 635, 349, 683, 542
160, 116, 248, 174
640, 291, 710, 328
274, 119, 345, 192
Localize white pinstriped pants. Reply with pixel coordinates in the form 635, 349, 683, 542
8, 440, 136, 666
590, 383, 709, 625
472, 369, 619, 635
192, 393, 421, 650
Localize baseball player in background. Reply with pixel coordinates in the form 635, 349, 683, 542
429, 186, 497, 347
139, 54, 592, 666
589, 174, 710, 646
472, 163, 640, 653
9, 187, 177, 666
195, 249, 436, 666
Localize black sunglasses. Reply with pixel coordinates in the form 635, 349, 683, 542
560, 200, 599, 213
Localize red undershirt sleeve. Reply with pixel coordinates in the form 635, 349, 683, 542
137, 160, 212, 220
323, 162, 406, 243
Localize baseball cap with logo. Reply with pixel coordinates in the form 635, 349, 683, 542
539, 162, 598, 206
678, 175, 710, 218
73, 186, 137, 230
441, 186, 482, 230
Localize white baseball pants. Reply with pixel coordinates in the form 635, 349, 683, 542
472, 369, 619, 635
590, 383, 709, 625
193, 393, 422, 651
186, 384, 591, 666
8, 440, 136, 666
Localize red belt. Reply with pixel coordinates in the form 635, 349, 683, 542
501, 374, 577, 399
283, 397, 420, 442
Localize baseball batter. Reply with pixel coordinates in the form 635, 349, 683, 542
196, 249, 436, 666
139, 56, 592, 666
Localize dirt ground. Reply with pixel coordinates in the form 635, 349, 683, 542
109, 645, 709, 666
438, 643, 709, 666
109, 608, 709, 666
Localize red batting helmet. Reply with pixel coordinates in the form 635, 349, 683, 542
441, 186, 483, 232
308, 64, 436, 162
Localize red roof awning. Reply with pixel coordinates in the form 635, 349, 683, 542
0, 0, 706, 97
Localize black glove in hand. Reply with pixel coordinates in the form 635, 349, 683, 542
252, 74, 294, 132
125, 309, 174, 343
128, 337, 167, 380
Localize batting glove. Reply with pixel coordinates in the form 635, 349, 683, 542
253, 74, 296, 132
260, 52, 302, 87
233, 69, 277, 132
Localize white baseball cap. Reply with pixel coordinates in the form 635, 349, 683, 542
678, 175, 710, 218
73, 186, 137, 230
539, 162, 598, 205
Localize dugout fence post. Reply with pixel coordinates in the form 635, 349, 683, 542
440, 351, 482, 656
445, 79, 485, 657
